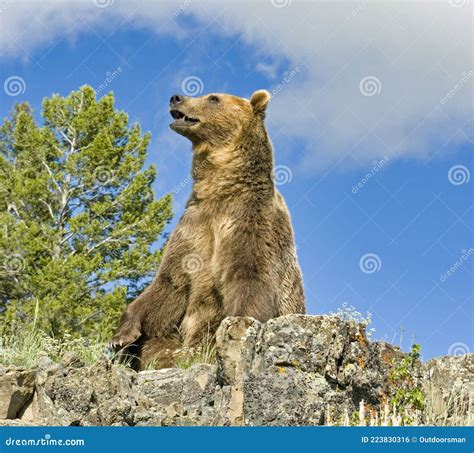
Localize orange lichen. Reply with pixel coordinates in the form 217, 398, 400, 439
355, 333, 368, 346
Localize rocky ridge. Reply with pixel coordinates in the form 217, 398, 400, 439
0, 315, 472, 426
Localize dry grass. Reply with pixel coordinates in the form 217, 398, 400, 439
173, 334, 216, 370
143, 332, 216, 371
324, 397, 473, 426
423, 384, 473, 426
0, 328, 105, 368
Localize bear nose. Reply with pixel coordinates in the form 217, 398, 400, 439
170, 94, 183, 105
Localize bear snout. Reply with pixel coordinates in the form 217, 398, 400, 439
170, 94, 185, 105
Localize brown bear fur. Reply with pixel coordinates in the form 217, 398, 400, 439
109, 90, 306, 369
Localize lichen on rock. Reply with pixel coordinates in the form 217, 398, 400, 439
0, 315, 472, 426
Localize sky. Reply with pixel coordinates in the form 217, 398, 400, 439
0, 0, 472, 360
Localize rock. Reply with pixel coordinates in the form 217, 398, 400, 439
0, 366, 35, 419
60, 351, 84, 368
216, 317, 260, 386
215, 317, 261, 425
215, 315, 407, 425
0, 315, 472, 426
37, 356, 53, 370
422, 354, 473, 425
0, 418, 38, 426
35, 357, 137, 426
135, 364, 222, 426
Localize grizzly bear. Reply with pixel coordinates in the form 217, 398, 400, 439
109, 90, 305, 369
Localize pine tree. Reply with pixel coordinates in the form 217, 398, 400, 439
0, 86, 172, 338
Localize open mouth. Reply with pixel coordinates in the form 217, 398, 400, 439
170, 109, 199, 125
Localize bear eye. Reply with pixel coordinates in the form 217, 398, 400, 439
208, 95, 220, 103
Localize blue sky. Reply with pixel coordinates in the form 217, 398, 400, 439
0, 0, 472, 360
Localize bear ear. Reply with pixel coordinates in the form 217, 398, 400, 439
250, 89, 271, 114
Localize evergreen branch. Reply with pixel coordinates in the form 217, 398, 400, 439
39, 199, 55, 221
41, 160, 62, 192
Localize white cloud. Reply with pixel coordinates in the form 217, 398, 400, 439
1, 0, 471, 169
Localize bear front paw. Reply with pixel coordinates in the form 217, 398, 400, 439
108, 322, 142, 351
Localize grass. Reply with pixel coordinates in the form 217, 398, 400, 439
173, 334, 216, 370
326, 398, 473, 426
1, 324, 470, 427
143, 332, 217, 371
0, 327, 105, 368
0, 323, 216, 371
424, 383, 473, 426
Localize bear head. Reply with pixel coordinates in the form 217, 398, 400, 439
169, 90, 271, 148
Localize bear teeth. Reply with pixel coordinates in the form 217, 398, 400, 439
170, 109, 199, 123
170, 110, 184, 120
